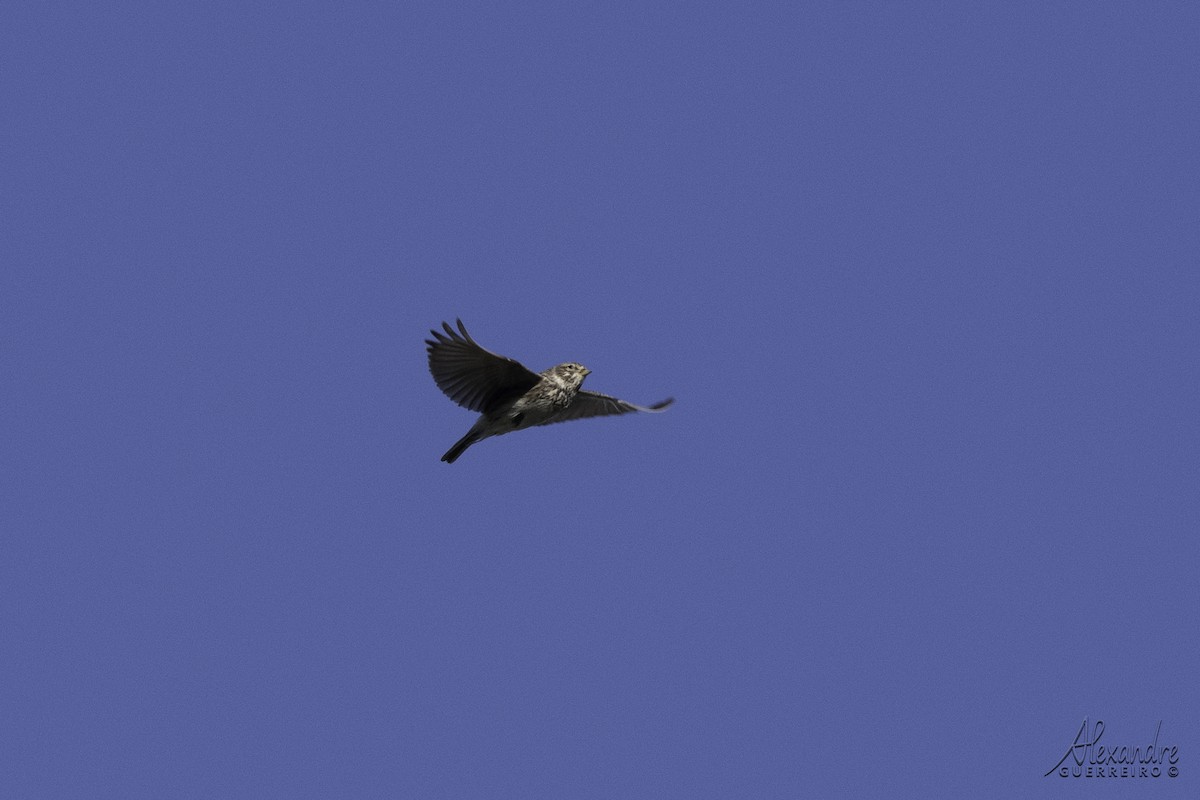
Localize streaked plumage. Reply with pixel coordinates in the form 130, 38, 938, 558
426, 319, 673, 463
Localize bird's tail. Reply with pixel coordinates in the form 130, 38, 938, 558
441, 431, 480, 464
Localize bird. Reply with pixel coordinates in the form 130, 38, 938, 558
426, 319, 674, 463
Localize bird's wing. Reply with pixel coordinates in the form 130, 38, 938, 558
426, 319, 541, 413
542, 390, 674, 425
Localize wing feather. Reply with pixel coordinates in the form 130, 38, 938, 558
425, 319, 540, 413
540, 391, 674, 425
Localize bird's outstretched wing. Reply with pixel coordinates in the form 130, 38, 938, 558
543, 391, 674, 425
426, 319, 541, 413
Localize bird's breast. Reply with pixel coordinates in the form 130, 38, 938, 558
549, 385, 578, 409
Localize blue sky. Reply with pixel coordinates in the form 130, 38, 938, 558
4, 2, 1198, 797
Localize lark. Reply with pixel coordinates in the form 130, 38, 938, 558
426, 319, 673, 463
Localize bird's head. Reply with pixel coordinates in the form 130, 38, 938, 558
553, 362, 591, 387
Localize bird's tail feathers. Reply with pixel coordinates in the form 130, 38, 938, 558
441, 431, 479, 464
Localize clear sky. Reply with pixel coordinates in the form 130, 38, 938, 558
4, 3, 1198, 798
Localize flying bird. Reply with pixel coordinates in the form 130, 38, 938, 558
426, 319, 674, 463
